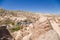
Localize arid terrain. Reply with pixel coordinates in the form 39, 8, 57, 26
0, 8, 60, 40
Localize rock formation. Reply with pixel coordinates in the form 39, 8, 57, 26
0, 9, 60, 40
13, 16, 60, 40
0, 25, 14, 40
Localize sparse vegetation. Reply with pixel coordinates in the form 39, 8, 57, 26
11, 25, 20, 32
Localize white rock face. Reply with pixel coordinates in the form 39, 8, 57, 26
22, 33, 32, 40
38, 30, 60, 40
13, 30, 23, 40
38, 16, 47, 23
50, 20, 60, 37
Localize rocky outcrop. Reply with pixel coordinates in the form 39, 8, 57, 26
0, 25, 14, 40
38, 30, 60, 40
12, 16, 60, 40
0, 8, 60, 40
50, 19, 60, 37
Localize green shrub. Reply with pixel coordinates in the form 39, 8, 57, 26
11, 26, 20, 32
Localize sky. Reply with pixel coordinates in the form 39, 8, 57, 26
0, 0, 60, 14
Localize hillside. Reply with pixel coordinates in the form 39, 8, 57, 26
0, 8, 60, 40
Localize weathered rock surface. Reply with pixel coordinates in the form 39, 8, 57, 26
13, 16, 60, 40
0, 9, 60, 40
0, 25, 14, 40
38, 30, 60, 40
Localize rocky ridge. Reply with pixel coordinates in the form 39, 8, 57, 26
0, 8, 60, 40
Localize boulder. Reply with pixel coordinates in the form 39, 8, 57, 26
0, 25, 14, 40
38, 30, 60, 40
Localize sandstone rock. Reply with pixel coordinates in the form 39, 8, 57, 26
38, 30, 60, 40
0, 25, 14, 40
22, 33, 32, 40
14, 30, 23, 40
50, 20, 60, 37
